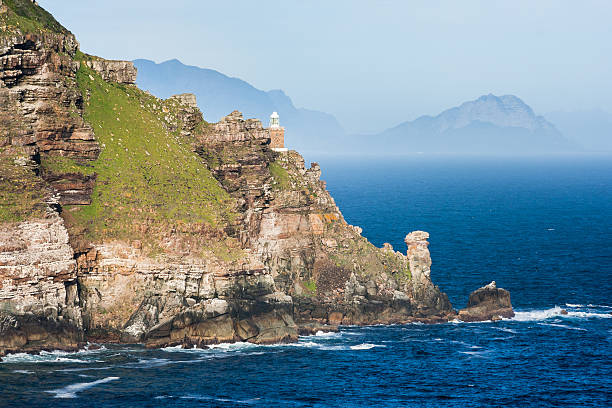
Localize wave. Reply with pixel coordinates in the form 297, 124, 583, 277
314, 330, 341, 338
155, 394, 260, 404
587, 304, 612, 309
288, 341, 385, 351
1, 351, 95, 364
512, 306, 612, 322
566, 303, 612, 309
205, 342, 258, 352
538, 323, 587, 331
494, 327, 517, 334
0, 345, 109, 364
459, 350, 490, 358
47, 376, 119, 399
350, 343, 385, 350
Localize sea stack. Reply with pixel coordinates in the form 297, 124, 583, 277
458, 281, 515, 322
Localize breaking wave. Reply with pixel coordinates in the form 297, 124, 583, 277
512, 305, 612, 322
1, 350, 96, 364
46, 376, 119, 399
538, 323, 587, 331
350, 343, 386, 350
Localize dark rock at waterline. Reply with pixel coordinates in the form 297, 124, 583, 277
561, 309, 569, 315
458, 281, 514, 322
297, 322, 339, 336
0, 313, 84, 356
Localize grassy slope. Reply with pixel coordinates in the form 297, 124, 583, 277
0, 155, 48, 222
269, 161, 290, 190
1, 0, 69, 36
53, 60, 235, 243
1, 2, 240, 259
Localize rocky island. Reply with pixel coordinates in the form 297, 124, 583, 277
0, 0, 509, 356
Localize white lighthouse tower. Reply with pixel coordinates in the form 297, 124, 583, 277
269, 111, 287, 152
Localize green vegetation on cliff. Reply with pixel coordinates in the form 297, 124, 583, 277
1, 0, 69, 36
269, 161, 290, 190
0, 155, 47, 222
40, 155, 95, 176
59, 60, 235, 241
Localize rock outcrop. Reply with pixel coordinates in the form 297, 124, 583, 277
458, 281, 514, 322
85, 59, 136, 85
0, 211, 83, 355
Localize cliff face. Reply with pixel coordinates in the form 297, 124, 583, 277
0, 0, 91, 354
0, 1, 454, 355
199, 113, 453, 329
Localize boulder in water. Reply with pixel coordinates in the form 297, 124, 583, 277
458, 281, 514, 322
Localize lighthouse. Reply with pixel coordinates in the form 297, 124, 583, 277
269, 112, 287, 152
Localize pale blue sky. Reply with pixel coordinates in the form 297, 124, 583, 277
39, 0, 612, 133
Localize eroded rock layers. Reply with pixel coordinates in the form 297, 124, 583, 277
0, 0, 456, 355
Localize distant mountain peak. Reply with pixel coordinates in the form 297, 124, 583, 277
372, 94, 573, 154
412, 93, 552, 133
162, 58, 183, 65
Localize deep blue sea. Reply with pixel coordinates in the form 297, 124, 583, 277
2, 155, 611, 407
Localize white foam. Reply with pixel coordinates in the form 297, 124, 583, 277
459, 350, 489, 358
566, 310, 612, 318
538, 323, 587, 331
314, 345, 348, 351
129, 358, 171, 368
0, 352, 92, 364
587, 304, 612, 309
314, 330, 341, 338
47, 376, 119, 399
494, 327, 517, 334
350, 343, 385, 350
179, 394, 260, 404
512, 306, 612, 322
160, 345, 184, 351
290, 342, 345, 351
206, 342, 257, 352
0, 346, 109, 364
294, 341, 319, 348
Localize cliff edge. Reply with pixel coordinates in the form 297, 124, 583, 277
0, 0, 455, 355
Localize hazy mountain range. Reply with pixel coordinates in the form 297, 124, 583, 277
545, 109, 612, 152
134, 59, 610, 155
355, 94, 575, 154
133, 59, 344, 153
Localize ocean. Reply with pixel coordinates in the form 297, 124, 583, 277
1, 154, 611, 407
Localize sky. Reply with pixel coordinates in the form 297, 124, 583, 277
39, 0, 612, 134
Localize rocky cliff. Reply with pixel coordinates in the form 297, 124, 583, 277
0, 0, 455, 355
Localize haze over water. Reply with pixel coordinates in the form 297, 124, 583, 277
1, 155, 610, 407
